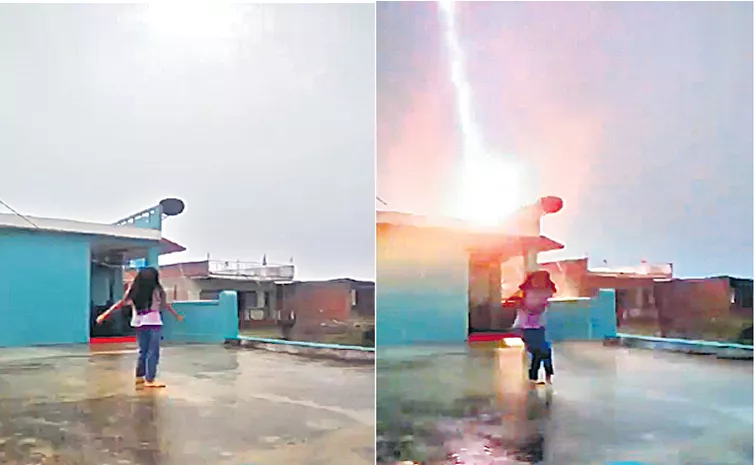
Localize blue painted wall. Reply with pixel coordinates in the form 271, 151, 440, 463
0, 230, 91, 347
162, 291, 239, 343
377, 226, 469, 346
546, 290, 617, 341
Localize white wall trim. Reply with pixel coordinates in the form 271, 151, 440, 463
0, 212, 161, 242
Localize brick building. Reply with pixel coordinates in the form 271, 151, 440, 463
125, 262, 375, 340
540, 258, 672, 327
540, 258, 752, 341
279, 278, 375, 342
654, 276, 753, 340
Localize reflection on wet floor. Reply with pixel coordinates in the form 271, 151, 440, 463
376, 343, 753, 465
0, 344, 375, 465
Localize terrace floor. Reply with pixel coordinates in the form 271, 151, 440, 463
377, 342, 753, 464
0, 343, 375, 465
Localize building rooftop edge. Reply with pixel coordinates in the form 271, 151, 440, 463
0, 212, 161, 242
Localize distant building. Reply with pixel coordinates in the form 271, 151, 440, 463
654, 276, 753, 340
279, 278, 375, 342
280, 278, 374, 319
540, 258, 673, 326
125, 259, 295, 329
541, 258, 752, 340
125, 261, 375, 337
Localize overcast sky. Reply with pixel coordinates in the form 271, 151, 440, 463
0, 4, 375, 281
378, 1, 753, 278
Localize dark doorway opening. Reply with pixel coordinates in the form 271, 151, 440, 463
90, 265, 135, 341
90, 303, 135, 339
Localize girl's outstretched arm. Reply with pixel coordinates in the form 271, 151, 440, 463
158, 288, 184, 322
165, 302, 184, 322
96, 282, 134, 324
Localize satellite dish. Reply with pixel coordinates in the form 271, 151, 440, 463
159, 198, 185, 217
540, 196, 564, 214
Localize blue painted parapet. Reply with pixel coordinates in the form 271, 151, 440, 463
615, 333, 753, 358
112, 205, 163, 230
236, 336, 374, 352
546, 290, 617, 341
112, 203, 163, 269
163, 291, 239, 343
229, 336, 375, 363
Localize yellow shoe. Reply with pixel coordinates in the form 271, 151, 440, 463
136, 377, 145, 385
144, 380, 166, 388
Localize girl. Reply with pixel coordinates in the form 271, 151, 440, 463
97, 267, 183, 388
511, 270, 557, 386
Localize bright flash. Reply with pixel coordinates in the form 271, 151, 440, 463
454, 152, 522, 227
503, 337, 524, 347
439, 0, 524, 227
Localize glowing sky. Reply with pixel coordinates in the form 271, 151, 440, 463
377, 1, 753, 278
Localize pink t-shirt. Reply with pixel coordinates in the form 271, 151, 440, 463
513, 290, 551, 329
130, 290, 164, 327
514, 308, 546, 329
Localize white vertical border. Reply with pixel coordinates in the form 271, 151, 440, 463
2, 0, 382, 461
371, 1, 379, 463
752, 0, 756, 456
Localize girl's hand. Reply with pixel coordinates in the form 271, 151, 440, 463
96, 300, 126, 325
176, 314, 184, 323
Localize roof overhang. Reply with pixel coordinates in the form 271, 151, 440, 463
160, 237, 186, 255
91, 237, 185, 262
0, 213, 188, 263
468, 234, 564, 259
376, 210, 471, 231
0, 212, 160, 242
376, 209, 564, 256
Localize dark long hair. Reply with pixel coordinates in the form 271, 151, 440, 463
503, 270, 557, 306
126, 267, 165, 311
519, 270, 557, 294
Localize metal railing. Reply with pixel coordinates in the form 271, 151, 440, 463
207, 260, 295, 281
589, 262, 673, 278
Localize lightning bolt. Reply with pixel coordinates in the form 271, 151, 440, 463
439, 0, 480, 155
438, 0, 522, 226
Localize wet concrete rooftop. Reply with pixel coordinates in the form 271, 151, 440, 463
377, 343, 753, 464
0, 344, 374, 465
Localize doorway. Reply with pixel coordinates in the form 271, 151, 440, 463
467, 249, 528, 336
468, 251, 506, 334
89, 261, 135, 342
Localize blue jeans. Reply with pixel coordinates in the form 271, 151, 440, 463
136, 327, 161, 382
522, 327, 554, 381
